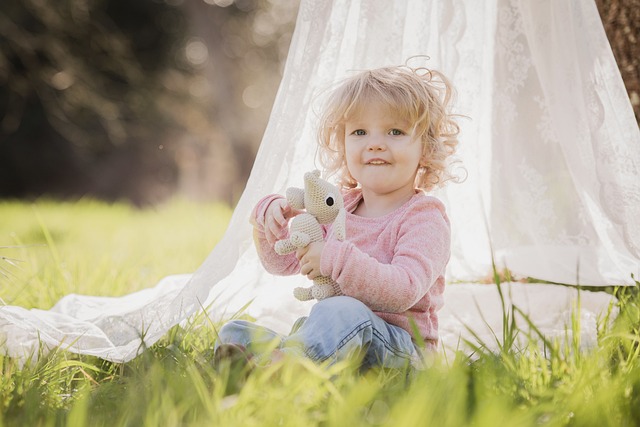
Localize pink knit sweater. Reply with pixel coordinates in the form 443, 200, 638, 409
252, 188, 451, 347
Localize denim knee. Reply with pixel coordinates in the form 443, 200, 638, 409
289, 296, 377, 361
216, 319, 252, 346
310, 296, 371, 323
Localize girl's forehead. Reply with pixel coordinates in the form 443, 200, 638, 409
344, 99, 405, 121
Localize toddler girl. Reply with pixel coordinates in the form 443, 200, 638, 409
216, 64, 460, 370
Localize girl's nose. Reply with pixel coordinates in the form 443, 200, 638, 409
367, 136, 386, 151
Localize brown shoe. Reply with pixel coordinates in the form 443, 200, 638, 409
214, 344, 254, 368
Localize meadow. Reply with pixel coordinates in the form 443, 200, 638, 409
0, 198, 639, 426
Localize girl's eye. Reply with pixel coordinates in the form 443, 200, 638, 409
352, 129, 366, 136
390, 129, 404, 136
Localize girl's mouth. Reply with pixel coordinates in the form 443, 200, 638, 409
366, 159, 389, 165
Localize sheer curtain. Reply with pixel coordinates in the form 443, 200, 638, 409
489, 1, 639, 286
0, 0, 636, 362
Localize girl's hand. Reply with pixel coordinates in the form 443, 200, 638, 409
296, 241, 325, 280
264, 198, 300, 244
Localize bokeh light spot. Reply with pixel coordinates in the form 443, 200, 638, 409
51, 71, 74, 90
185, 38, 209, 66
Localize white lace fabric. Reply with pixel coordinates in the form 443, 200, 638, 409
0, 0, 636, 362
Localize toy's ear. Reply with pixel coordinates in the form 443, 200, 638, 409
286, 187, 305, 210
332, 208, 346, 241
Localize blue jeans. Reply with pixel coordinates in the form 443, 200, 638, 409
216, 296, 421, 370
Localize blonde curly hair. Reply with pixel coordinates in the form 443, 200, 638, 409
317, 64, 461, 191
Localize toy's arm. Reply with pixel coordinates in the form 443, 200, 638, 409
274, 239, 297, 255
332, 208, 346, 241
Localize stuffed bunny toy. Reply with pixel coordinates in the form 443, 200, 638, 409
274, 170, 346, 301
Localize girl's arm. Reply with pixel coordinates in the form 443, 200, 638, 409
320, 202, 450, 313
251, 195, 301, 276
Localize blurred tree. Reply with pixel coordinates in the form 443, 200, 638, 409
0, 0, 298, 205
1, 0, 187, 203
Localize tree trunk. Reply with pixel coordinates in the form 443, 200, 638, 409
596, 0, 640, 124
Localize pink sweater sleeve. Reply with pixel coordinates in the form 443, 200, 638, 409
320, 200, 450, 313
251, 195, 301, 276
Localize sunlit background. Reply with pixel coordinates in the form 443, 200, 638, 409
0, 0, 636, 207
0, 0, 299, 206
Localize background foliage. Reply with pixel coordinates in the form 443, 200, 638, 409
0, 0, 298, 205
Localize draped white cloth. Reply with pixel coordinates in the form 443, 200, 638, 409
0, 0, 636, 363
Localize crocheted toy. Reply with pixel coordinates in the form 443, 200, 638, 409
275, 170, 346, 301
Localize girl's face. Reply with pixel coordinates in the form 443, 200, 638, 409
343, 101, 423, 200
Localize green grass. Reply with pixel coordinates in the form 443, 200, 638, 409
0, 198, 231, 308
0, 198, 639, 426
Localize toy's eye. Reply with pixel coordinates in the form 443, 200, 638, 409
325, 194, 335, 206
